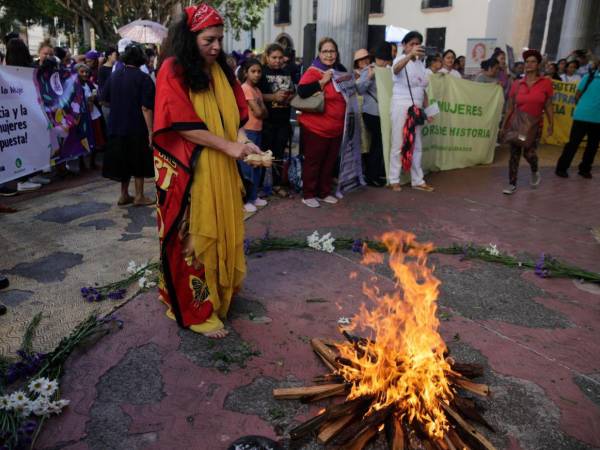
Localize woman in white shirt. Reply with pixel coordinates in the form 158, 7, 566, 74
439, 49, 462, 78
389, 31, 434, 192
561, 60, 582, 83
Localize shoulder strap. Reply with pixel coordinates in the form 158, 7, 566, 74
580, 68, 597, 97
404, 64, 416, 106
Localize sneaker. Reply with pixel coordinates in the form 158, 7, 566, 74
29, 175, 51, 185
318, 195, 338, 204
302, 198, 320, 208
253, 198, 268, 207
555, 169, 568, 178
502, 184, 517, 195
530, 171, 541, 187
0, 186, 18, 197
578, 171, 592, 179
243, 202, 257, 213
17, 181, 42, 192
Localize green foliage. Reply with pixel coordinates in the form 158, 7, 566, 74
210, 0, 275, 40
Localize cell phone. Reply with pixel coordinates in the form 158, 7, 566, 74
424, 46, 439, 57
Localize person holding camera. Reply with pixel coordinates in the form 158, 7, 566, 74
389, 31, 434, 192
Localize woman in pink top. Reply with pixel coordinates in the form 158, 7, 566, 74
239, 59, 269, 212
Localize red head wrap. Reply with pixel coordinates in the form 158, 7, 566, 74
185, 3, 224, 33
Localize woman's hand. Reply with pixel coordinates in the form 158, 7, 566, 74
225, 141, 263, 160
409, 46, 425, 61
319, 70, 333, 88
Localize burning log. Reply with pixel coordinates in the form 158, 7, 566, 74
272, 383, 346, 400
273, 232, 499, 450
452, 397, 494, 432
311, 338, 341, 371
450, 377, 490, 397
440, 403, 496, 450
330, 405, 394, 446
317, 414, 355, 444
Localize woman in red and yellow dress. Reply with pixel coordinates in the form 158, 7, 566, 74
153, 3, 263, 338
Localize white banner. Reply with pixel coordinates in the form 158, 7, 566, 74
0, 66, 52, 184
465, 38, 497, 75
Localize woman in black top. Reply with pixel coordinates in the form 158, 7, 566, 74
259, 43, 294, 196
101, 44, 155, 206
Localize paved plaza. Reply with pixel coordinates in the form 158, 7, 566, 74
1, 145, 599, 450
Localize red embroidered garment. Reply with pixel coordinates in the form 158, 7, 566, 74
153, 57, 247, 328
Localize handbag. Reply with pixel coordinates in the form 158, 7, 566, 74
290, 91, 325, 113
503, 84, 540, 148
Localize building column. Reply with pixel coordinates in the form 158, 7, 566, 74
557, 0, 595, 58
316, 0, 369, 72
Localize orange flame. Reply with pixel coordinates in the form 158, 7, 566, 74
336, 231, 454, 439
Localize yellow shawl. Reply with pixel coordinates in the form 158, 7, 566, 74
188, 63, 246, 319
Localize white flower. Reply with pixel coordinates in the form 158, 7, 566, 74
127, 260, 138, 274
307, 231, 336, 253
31, 396, 51, 416
0, 395, 11, 410
146, 281, 157, 288
29, 377, 51, 395
40, 379, 58, 398
143, 269, 152, 277
47, 399, 70, 414
12, 400, 32, 417
486, 243, 500, 257
138, 277, 147, 288
307, 231, 321, 250
337, 317, 351, 325
9, 391, 29, 407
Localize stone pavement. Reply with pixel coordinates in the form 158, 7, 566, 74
1, 144, 599, 449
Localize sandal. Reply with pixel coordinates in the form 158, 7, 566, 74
412, 183, 435, 192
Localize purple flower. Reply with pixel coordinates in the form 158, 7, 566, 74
243, 239, 251, 255
94, 294, 102, 301
535, 253, 550, 278
351, 239, 363, 254
81, 287, 90, 296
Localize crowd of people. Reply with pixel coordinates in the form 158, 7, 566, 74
0, 2, 598, 331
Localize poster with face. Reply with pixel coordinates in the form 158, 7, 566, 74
465, 38, 497, 75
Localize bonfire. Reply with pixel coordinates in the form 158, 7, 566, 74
273, 231, 496, 449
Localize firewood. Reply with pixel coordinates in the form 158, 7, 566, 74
452, 397, 494, 432
385, 415, 406, 450
311, 338, 341, 370
443, 435, 458, 450
313, 373, 345, 384
451, 376, 490, 397
317, 414, 355, 444
440, 403, 496, 450
331, 405, 394, 446
404, 426, 427, 450
450, 362, 485, 379
273, 383, 345, 400
305, 384, 348, 402
289, 397, 372, 440
340, 425, 378, 450
447, 427, 470, 450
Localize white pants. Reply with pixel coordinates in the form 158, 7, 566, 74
389, 100, 424, 186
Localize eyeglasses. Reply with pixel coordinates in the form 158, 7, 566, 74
320, 49, 337, 54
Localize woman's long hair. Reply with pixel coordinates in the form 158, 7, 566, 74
5, 38, 33, 67
159, 13, 234, 92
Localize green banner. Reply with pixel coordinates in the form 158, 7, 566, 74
375, 70, 504, 177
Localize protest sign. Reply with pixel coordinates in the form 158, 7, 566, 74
0, 66, 52, 184
465, 38, 497, 75
541, 79, 578, 146
333, 71, 365, 194
422, 73, 504, 170
376, 70, 504, 178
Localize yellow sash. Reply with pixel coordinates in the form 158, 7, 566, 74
188, 63, 245, 319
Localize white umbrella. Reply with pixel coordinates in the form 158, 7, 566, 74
117, 20, 167, 44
